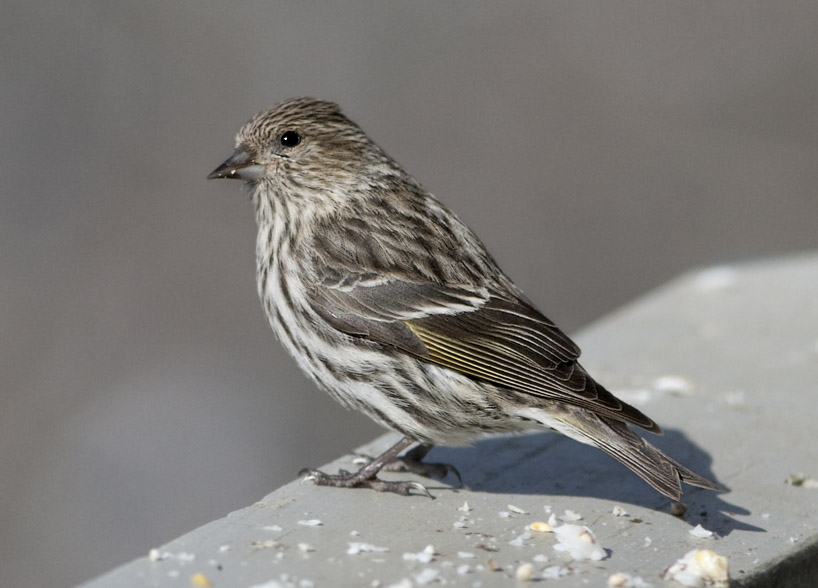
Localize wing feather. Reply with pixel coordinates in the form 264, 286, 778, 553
307, 272, 660, 433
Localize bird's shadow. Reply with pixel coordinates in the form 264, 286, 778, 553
426, 429, 761, 536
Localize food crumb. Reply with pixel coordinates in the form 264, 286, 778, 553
515, 563, 534, 582
653, 375, 694, 395
671, 503, 687, 517
190, 572, 211, 587
689, 524, 714, 539
402, 545, 435, 563
664, 549, 729, 587
509, 530, 532, 547
553, 524, 606, 560
542, 565, 570, 579
607, 572, 651, 587
347, 542, 389, 555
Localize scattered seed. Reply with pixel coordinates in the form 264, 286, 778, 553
515, 563, 534, 582
671, 503, 687, 517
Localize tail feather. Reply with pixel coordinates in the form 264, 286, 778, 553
531, 405, 722, 501
593, 425, 723, 500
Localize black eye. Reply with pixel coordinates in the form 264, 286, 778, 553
279, 130, 302, 147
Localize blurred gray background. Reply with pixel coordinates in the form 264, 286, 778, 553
2, 2, 817, 586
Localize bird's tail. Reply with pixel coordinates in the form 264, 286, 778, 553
589, 420, 723, 501
523, 405, 722, 500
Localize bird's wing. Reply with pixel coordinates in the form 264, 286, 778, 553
307, 271, 660, 433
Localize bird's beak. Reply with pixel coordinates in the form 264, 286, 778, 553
207, 145, 267, 181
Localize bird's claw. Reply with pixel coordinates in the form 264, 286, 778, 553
298, 467, 433, 497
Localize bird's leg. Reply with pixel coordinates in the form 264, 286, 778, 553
381, 443, 463, 487
300, 436, 434, 497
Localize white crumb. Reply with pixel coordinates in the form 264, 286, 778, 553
402, 545, 435, 563
151, 551, 195, 564
263, 524, 283, 531
653, 375, 694, 395
607, 572, 653, 587
515, 563, 535, 582
347, 542, 389, 555
458, 501, 472, 512
297, 519, 323, 527
560, 509, 582, 521
612, 505, 628, 517
542, 565, 571, 579
509, 531, 532, 547
297, 543, 315, 553
498, 511, 510, 518
248, 580, 287, 588
508, 504, 528, 514
689, 524, 714, 539
457, 551, 475, 559
663, 549, 729, 587
553, 524, 606, 561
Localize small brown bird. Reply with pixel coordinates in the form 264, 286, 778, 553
208, 98, 720, 500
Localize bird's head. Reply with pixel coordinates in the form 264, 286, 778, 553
208, 98, 387, 199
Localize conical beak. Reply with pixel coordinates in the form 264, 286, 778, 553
207, 146, 266, 180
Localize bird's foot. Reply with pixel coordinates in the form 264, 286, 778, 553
379, 443, 463, 487
299, 467, 432, 497
299, 436, 440, 497
352, 442, 462, 487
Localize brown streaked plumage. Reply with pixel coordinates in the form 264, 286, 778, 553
208, 97, 721, 501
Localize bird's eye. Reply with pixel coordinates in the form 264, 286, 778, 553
279, 131, 302, 147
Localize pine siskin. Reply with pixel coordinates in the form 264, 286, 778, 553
208, 97, 720, 500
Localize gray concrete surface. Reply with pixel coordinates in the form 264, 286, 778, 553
5, 4, 818, 586
79, 254, 818, 587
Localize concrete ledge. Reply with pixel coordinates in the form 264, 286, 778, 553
79, 253, 818, 587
